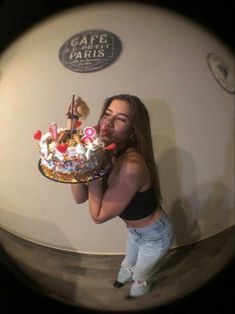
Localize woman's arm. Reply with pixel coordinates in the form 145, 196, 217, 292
88, 178, 104, 221
88, 158, 145, 224
71, 183, 88, 204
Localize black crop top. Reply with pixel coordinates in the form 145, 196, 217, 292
119, 186, 157, 220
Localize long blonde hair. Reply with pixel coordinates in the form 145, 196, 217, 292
98, 94, 162, 206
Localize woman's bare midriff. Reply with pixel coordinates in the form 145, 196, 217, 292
123, 206, 162, 228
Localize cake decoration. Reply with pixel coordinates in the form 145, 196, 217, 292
34, 95, 116, 183
33, 130, 42, 140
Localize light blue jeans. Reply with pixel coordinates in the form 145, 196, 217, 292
117, 209, 174, 283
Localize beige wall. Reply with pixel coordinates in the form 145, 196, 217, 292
0, 2, 234, 253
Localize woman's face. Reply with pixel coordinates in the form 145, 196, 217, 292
99, 99, 134, 146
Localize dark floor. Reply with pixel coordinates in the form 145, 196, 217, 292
0, 225, 234, 312
0, 246, 235, 314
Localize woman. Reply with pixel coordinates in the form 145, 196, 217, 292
71, 94, 174, 298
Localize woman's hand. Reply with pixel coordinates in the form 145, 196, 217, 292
71, 183, 88, 204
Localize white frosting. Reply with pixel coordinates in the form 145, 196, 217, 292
76, 144, 86, 155
39, 126, 106, 177
39, 142, 48, 157
40, 132, 51, 143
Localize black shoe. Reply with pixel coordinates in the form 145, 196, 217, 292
126, 295, 135, 300
113, 280, 125, 288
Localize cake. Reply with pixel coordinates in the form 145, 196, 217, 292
34, 96, 116, 183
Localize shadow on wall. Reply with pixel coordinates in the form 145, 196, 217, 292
146, 99, 201, 247
159, 144, 201, 247
197, 181, 234, 232
0, 208, 75, 250
195, 125, 235, 234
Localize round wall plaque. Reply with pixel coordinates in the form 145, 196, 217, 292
59, 29, 122, 73
207, 52, 235, 94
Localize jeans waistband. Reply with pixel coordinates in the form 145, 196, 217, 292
128, 209, 169, 233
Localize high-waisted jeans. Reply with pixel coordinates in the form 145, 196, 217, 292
117, 209, 174, 283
